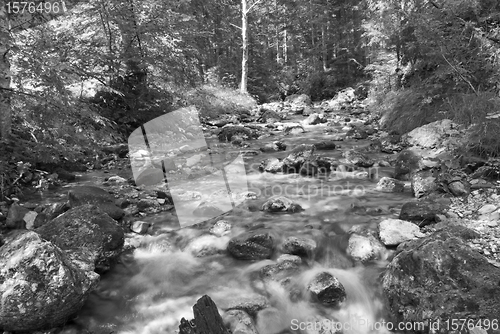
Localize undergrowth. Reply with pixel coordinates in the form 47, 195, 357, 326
370, 87, 500, 157
181, 84, 257, 120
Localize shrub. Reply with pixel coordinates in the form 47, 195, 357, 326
181, 84, 257, 120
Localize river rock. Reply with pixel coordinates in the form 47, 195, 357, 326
130, 220, 150, 234
259, 110, 283, 123
285, 93, 312, 106
193, 202, 225, 217
341, 149, 374, 167
68, 186, 124, 220
0, 231, 99, 332
6, 203, 30, 229
346, 126, 369, 140
259, 158, 285, 173
223, 295, 270, 317
303, 113, 327, 126
260, 141, 287, 153
281, 236, 317, 257
378, 219, 424, 246
299, 160, 319, 176
260, 260, 300, 282
383, 226, 500, 331
403, 119, 461, 149
227, 231, 274, 260
102, 143, 129, 158
135, 167, 164, 186
375, 177, 405, 192
106, 175, 127, 183
411, 170, 438, 198
283, 144, 316, 173
283, 123, 306, 135
307, 272, 346, 307
54, 167, 76, 182
313, 140, 337, 150
262, 196, 303, 213
277, 254, 302, 265
223, 310, 259, 334
36, 204, 124, 273
399, 200, 449, 227
218, 125, 257, 142
210, 220, 232, 237
347, 233, 384, 263
184, 234, 230, 257
394, 149, 423, 180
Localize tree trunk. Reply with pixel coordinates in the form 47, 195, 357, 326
0, 5, 12, 141
240, 0, 248, 94
283, 29, 287, 64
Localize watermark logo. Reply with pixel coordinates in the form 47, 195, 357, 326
128, 106, 249, 228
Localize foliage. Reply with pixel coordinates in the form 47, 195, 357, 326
181, 84, 257, 120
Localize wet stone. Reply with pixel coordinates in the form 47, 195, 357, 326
227, 231, 274, 260
307, 272, 346, 307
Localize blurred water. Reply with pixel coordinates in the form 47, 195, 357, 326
69, 117, 410, 334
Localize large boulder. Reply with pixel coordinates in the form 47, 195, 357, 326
403, 119, 462, 149
227, 231, 275, 260
68, 186, 124, 220
0, 231, 99, 332
36, 204, 124, 273
383, 226, 500, 332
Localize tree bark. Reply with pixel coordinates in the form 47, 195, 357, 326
240, 0, 248, 94
0, 5, 12, 141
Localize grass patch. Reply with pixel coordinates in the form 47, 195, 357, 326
181, 84, 257, 120
372, 88, 444, 134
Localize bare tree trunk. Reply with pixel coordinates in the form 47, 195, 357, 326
0, 5, 12, 141
283, 29, 287, 64
240, 0, 248, 94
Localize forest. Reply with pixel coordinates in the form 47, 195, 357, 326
2, 0, 500, 333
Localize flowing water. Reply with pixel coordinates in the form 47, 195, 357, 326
54, 116, 413, 334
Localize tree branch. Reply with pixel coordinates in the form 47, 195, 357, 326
228, 22, 242, 30
427, 0, 442, 10
245, 0, 262, 14
441, 51, 478, 95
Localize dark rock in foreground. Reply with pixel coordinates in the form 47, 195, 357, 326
179, 295, 229, 334
383, 226, 500, 332
0, 231, 99, 332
